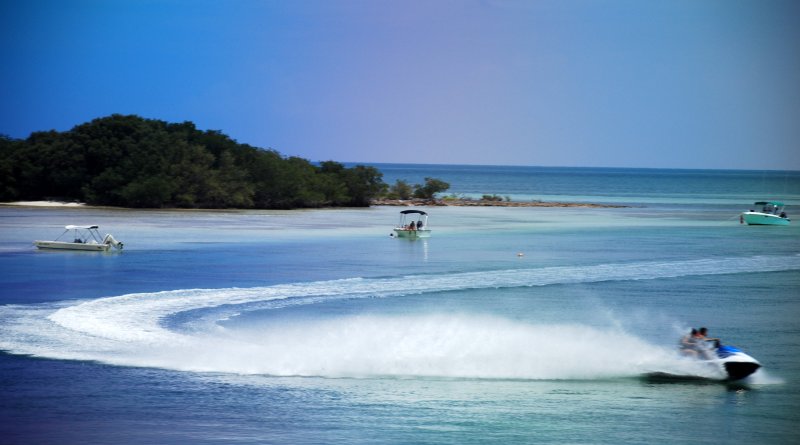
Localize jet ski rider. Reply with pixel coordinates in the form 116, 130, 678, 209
697, 327, 720, 348
680, 327, 720, 359
679, 328, 699, 357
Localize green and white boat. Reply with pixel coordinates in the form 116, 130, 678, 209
740, 202, 790, 226
392, 210, 431, 238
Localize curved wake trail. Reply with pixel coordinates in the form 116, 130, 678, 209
0, 255, 797, 378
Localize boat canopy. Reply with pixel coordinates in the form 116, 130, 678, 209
400, 210, 427, 215
754, 201, 784, 207
65, 225, 100, 230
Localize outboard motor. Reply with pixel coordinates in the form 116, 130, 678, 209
103, 234, 124, 250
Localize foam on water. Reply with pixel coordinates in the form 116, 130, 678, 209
1, 255, 797, 379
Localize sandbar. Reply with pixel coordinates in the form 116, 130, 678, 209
372, 199, 627, 208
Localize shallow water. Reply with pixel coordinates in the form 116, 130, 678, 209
1, 167, 799, 444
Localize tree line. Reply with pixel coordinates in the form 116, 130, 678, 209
0, 114, 449, 209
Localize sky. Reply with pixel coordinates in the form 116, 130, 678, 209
1, 0, 799, 170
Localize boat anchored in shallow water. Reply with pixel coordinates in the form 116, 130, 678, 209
34, 225, 124, 252
391, 210, 431, 239
741, 201, 790, 226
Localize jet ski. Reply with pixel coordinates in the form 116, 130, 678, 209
713, 344, 761, 381
645, 340, 761, 382
684, 341, 761, 381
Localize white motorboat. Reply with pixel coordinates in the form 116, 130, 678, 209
391, 210, 431, 239
741, 201, 790, 226
34, 225, 124, 252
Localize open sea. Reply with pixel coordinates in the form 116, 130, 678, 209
1, 165, 799, 444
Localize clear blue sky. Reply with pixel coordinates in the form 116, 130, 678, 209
2, 0, 798, 170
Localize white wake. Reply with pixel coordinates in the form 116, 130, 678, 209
1, 255, 796, 379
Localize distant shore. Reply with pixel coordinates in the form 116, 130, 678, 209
1, 199, 629, 209
372, 198, 629, 208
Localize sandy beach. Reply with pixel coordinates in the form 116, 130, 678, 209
1, 201, 87, 208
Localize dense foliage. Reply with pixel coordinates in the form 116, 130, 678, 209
413, 177, 451, 200
384, 177, 451, 200
0, 114, 388, 209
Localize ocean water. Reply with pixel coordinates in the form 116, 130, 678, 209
371, 164, 800, 206
1, 166, 799, 444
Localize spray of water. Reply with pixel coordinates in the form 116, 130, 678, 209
1, 255, 797, 380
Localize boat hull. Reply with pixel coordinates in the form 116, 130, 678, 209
645, 357, 761, 382
723, 361, 761, 381
716, 346, 761, 380
34, 240, 111, 251
741, 212, 790, 226
393, 228, 431, 239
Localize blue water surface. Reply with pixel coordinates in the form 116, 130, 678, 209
1, 165, 799, 444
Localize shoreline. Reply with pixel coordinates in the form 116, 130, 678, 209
1, 199, 629, 210
371, 198, 629, 208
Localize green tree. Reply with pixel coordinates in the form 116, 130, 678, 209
0, 135, 20, 200
387, 179, 413, 200
0, 114, 390, 209
339, 164, 385, 206
120, 176, 175, 207
215, 150, 255, 208
413, 177, 450, 200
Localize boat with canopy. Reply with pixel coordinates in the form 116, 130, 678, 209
34, 225, 124, 251
740, 201, 790, 226
391, 210, 431, 238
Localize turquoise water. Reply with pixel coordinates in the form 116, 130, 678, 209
371, 164, 800, 205
1, 166, 799, 444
